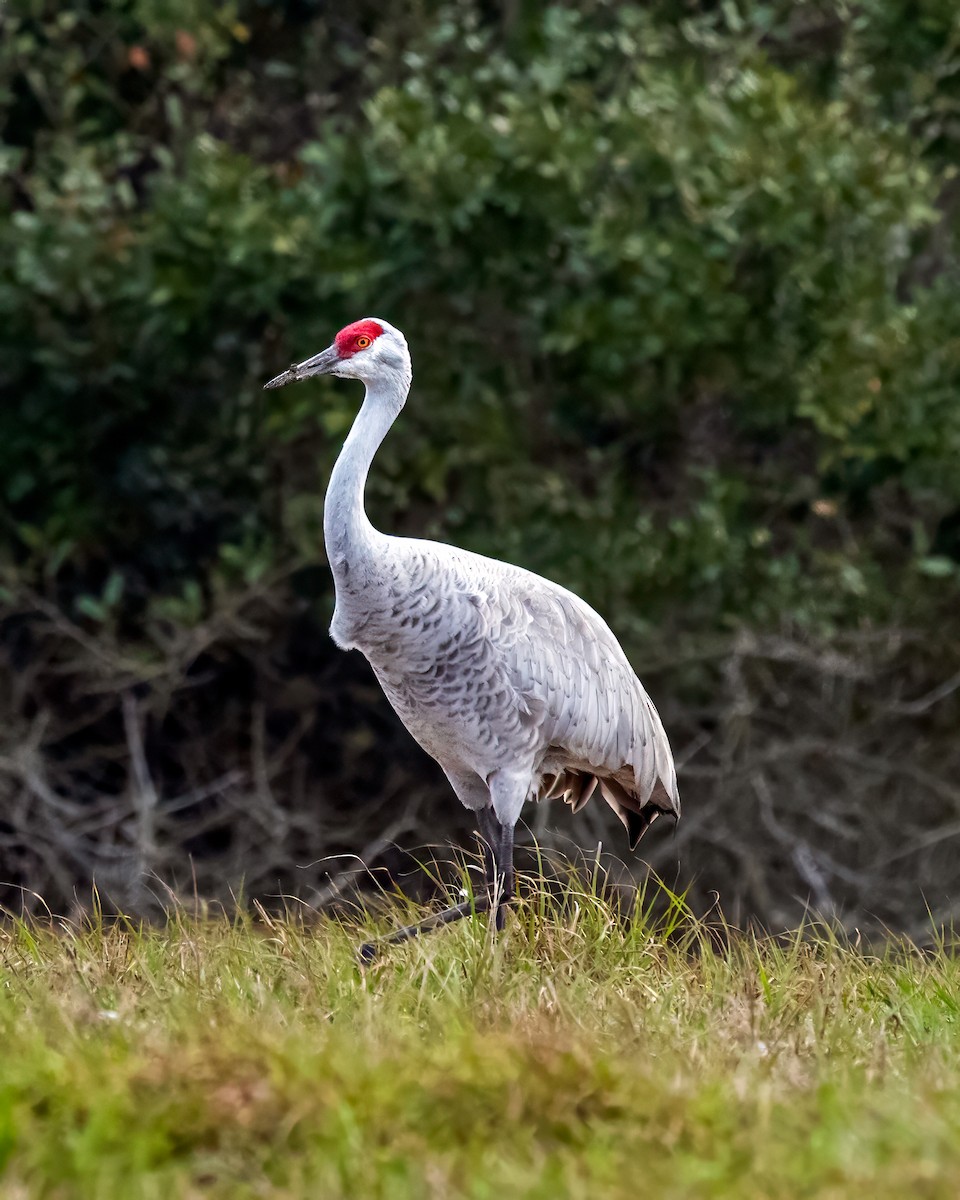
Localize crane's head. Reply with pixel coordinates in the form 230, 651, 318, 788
263, 318, 410, 391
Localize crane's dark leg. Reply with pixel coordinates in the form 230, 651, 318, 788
357, 809, 516, 962
479, 806, 514, 930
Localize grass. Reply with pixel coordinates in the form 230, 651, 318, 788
2, 872, 960, 1199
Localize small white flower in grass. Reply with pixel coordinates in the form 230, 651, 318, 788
98, 1010, 120, 1022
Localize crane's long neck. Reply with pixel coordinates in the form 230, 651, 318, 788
323, 375, 407, 576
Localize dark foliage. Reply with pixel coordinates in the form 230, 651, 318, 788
2, 0, 960, 932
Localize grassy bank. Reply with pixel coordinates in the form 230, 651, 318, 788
2, 880, 959, 1198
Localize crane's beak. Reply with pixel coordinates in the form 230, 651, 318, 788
263, 343, 340, 390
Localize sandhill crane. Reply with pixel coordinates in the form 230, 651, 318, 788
265, 318, 679, 958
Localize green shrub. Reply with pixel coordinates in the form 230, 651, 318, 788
3, 1, 959, 635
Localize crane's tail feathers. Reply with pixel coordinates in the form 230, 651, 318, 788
543, 770, 599, 811
598, 777, 679, 851
622, 805, 682, 850
543, 769, 677, 849
569, 773, 599, 813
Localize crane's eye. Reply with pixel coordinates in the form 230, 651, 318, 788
356, 335, 371, 349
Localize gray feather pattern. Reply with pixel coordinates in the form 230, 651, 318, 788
334, 535, 680, 838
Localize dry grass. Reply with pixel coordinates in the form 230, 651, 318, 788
2, 874, 960, 1198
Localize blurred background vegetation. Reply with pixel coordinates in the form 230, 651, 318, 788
2, 0, 960, 934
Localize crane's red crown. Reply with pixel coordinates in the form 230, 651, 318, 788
335, 319, 384, 358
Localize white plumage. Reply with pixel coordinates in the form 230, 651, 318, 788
265, 316, 679, 954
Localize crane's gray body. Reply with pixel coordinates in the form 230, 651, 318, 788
331, 533, 678, 837
269, 317, 679, 848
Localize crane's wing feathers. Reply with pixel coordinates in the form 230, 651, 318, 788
464, 562, 680, 846
359, 539, 678, 849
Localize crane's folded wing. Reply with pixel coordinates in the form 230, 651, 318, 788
466, 573, 679, 840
